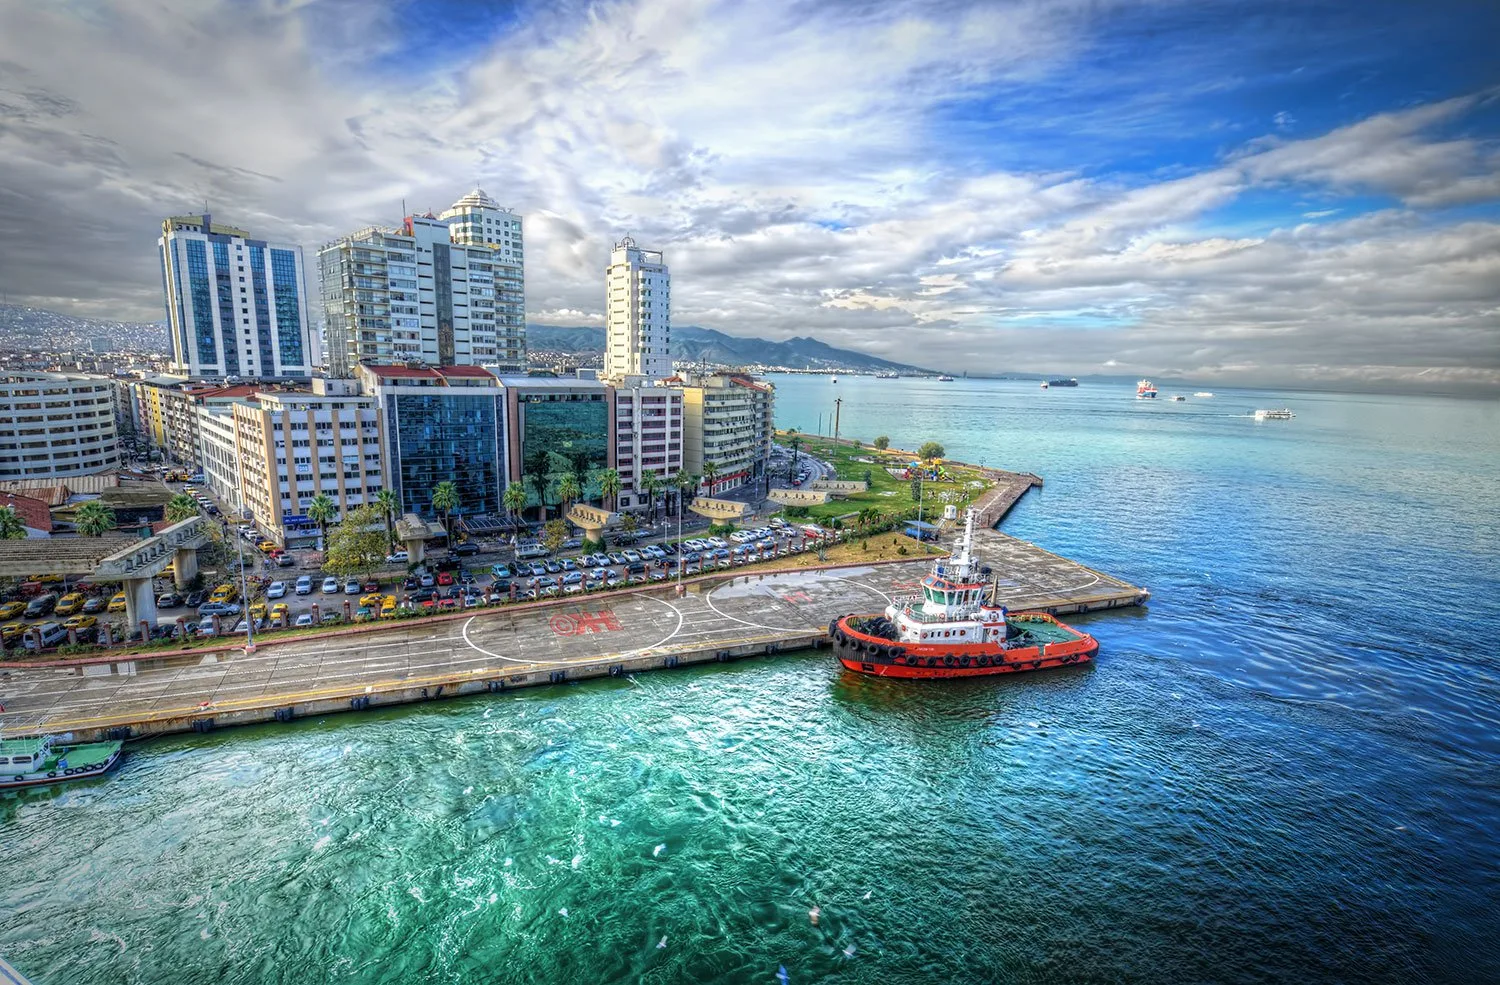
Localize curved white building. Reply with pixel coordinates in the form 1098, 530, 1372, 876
0, 372, 120, 480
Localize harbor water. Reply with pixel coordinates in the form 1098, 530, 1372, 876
3, 377, 1498, 984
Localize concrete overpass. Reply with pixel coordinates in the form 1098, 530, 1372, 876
0, 516, 213, 633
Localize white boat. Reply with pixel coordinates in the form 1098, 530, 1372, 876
936, 375, 954, 382
0, 733, 123, 789
1254, 408, 1295, 420
1040, 381, 1049, 389
1194, 392, 1214, 398
830, 376, 838, 383
1135, 379, 1158, 399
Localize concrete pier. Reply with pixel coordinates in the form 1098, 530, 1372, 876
0, 532, 1148, 744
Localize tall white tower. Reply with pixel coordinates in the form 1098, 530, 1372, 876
604, 237, 671, 381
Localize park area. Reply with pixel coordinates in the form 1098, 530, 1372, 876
776, 432, 995, 527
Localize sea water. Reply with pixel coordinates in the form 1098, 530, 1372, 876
2, 377, 1497, 984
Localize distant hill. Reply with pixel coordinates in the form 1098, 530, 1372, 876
527, 323, 933, 374
0, 304, 167, 353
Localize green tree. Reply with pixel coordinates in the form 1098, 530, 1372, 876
594, 467, 622, 509
917, 441, 945, 461
639, 471, 664, 524
620, 513, 638, 536
323, 505, 387, 579
541, 518, 568, 555
873, 435, 890, 451
787, 436, 801, 481
165, 493, 200, 523
0, 506, 26, 540
374, 489, 401, 550
503, 481, 528, 524
431, 481, 459, 539
74, 501, 117, 537
556, 472, 582, 516
701, 461, 720, 496
857, 506, 879, 534
306, 493, 338, 551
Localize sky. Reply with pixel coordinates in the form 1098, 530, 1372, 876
0, 0, 1497, 393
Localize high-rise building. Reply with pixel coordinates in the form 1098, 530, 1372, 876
496, 377, 611, 518
231, 378, 385, 548
678, 372, 774, 496
356, 364, 508, 522
611, 380, 683, 512
158, 214, 316, 379
603, 238, 671, 381
319, 191, 526, 377
0, 372, 120, 480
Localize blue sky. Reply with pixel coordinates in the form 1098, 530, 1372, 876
0, 0, 1496, 391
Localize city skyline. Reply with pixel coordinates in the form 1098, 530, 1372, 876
0, 0, 1496, 393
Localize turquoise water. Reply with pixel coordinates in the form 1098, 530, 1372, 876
3, 378, 1498, 984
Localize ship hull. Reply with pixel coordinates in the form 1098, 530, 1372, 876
830, 615, 1097, 679
0, 743, 122, 789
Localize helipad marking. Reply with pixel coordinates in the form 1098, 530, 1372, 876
705, 572, 893, 634
461, 593, 684, 666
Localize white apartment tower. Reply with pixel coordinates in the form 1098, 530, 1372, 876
319, 190, 526, 376
158, 214, 316, 379
604, 238, 671, 381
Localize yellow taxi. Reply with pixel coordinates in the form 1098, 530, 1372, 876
209, 584, 237, 604
380, 595, 398, 618
54, 592, 85, 616
107, 592, 127, 612
257, 541, 278, 554
0, 601, 25, 620
33, 574, 64, 585
62, 615, 96, 631
0, 622, 25, 644
360, 592, 385, 609
249, 602, 268, 622
270, 602, 290, 623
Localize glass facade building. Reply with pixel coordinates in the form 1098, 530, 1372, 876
387, 392, 507, 518
515, 390, 610, 510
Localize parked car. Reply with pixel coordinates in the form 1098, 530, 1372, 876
437, 571, 455, 587
344, 579, 361, 595
24, 622, 67, 650
386, 550, 409, 564
410, 588, 437, 605
295, 576, 314, 595
54, 592, 85, 616
515, 544, 549, 560
277, 554, 296, 568
198, 601, 241, 617
24, 594, 57, 618
418, 572, 435, 588
157, 592, 183, 608
184, 590, 208, 607
561, 571, 583, 586
450, 542, 480, 557
266, 581, 287, 599
490, 562, 514, 579
321, 577, 340, 594
295, 613, 314, 627
81, 596, 109, 614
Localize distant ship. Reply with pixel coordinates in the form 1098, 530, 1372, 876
936, 375, 955, 382
1194, 392, 1214, 398
1136, 379, 1158, 399
1254, 408, 1295, 420
830, 376, 838, 383
1172, 395, 1185, 401
1048, 378, 1079, 387
1040, 381, 1048, 389
875, 371, 899, 379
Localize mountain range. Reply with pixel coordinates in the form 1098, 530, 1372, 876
527, 324, 932, 374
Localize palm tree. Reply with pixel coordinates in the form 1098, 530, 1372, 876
0, 506, 26, 540
639, 471, 664, 524
307, 493, 337, 551
556, 472, 582, 517
595, 467, 622, 510
701, 461, 721, 496
74, 501, 117, 537
503, 481, 528, 526
374, 489, 401, 550
431, 480, 459, 540
165, 493, 200, 523
673, 470, 698, 526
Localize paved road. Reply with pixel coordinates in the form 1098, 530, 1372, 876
0, 530, 1149, 736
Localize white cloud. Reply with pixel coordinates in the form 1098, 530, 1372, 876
0, 0, 1495, 392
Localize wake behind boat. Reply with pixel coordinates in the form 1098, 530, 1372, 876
828, 509, 1098, 678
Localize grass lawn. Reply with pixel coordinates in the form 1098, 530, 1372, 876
774, 433, 993, 524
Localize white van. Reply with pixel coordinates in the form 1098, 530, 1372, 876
295, 575, 314, 595
515, 544, 549, 560
24, 622, 67, 650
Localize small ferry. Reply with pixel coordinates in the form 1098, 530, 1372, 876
1254, 408, 1295, 420
830, 376, 838, 384
1136, 379, 1158, 399
0, 733, 122, 788
828, 509, 1098, 678
936, 374, 955, 382
1048, 378, 1079, 387
1172, 395, 1185, 401
1040, 380, 1048, 389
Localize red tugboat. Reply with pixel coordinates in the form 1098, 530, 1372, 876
829, 509, 1098, 678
